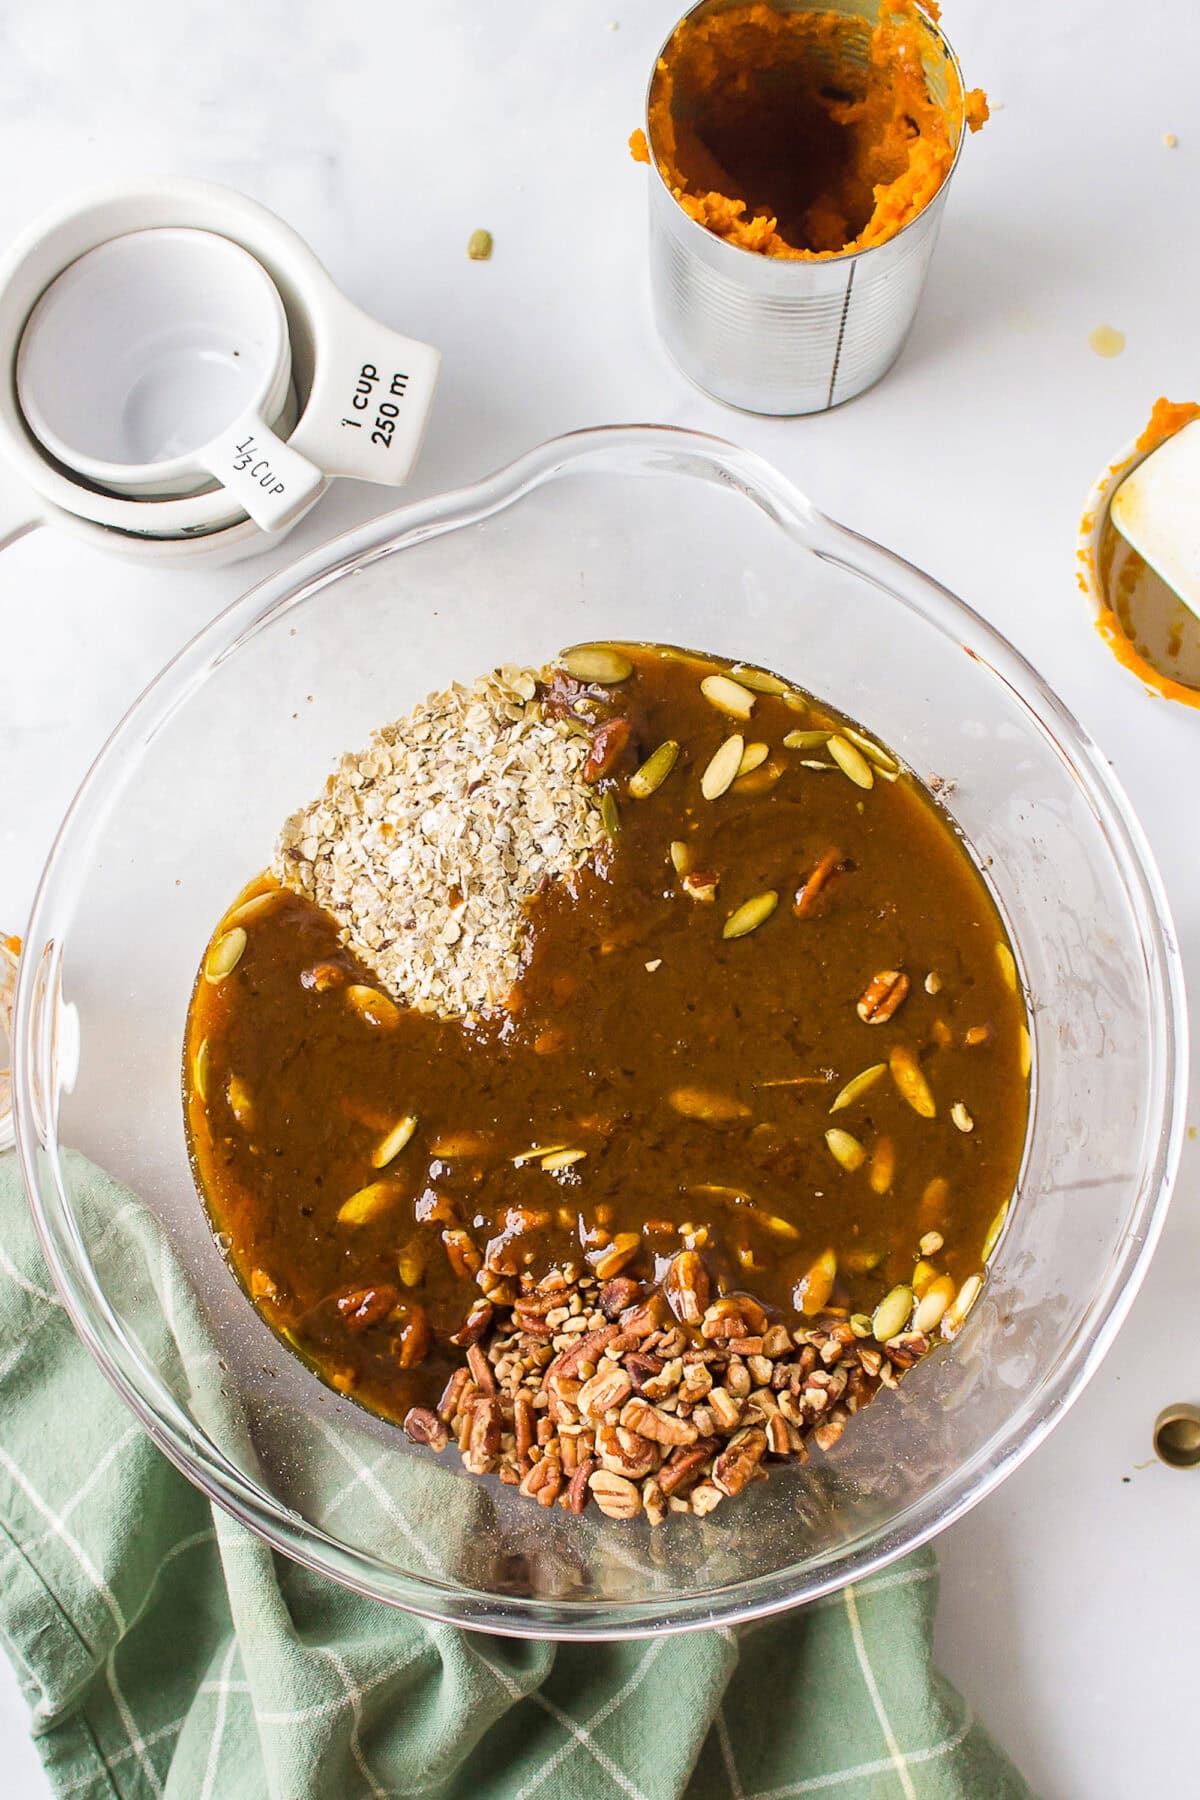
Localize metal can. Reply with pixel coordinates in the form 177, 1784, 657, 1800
643, 0, 967, 415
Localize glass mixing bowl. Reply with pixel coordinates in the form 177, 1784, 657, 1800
14, 426, 1186, 1636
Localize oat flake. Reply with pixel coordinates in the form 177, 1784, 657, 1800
274, 666, 603, 1018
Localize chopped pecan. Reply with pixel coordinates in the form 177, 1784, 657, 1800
578, 1366, 633, 1418
596, 1423, 659, 1479
793, 847, 845, 919
466, 1343, 497, 1393
588, 1469, 642, 1519
856, 970, 910, 1024
548, 1324, 619, 1381
658, 1438, 721, 1496
712, 1426, 768, 1497
463, 1397, 503, 1474
443, 1228, 483, 1280
700, 1294, 767, 1340
566, 1455, 598, 1513
402, 1406, 449, 1452
598, 1276, 641, 1318
663, 1249, 710, 1326
624, 1352, 665, 1392
449, 1298, 494, 1347
513, 1390, 536, 1473
393, 1304, 432, 1368
519, 1454, 562, 1507
619, 1397, 699, 1447
300, 961, 346, 992
333, 1284, 400, 1333
583, 717, 631, 782
437, 1366, 471, 1423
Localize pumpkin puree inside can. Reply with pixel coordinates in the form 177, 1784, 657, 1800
631, 1, 986, 259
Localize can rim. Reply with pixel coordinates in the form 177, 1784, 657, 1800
641, 0, 969, 269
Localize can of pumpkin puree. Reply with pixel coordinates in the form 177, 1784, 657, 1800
633, 0, 983, 415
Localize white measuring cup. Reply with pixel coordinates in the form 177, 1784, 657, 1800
0, 180, 442, 560
19, 229, 318, 532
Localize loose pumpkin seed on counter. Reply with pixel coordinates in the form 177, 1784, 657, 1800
184, 642, 1029, 1520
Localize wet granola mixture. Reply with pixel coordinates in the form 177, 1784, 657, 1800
185, 644, 1029, 1521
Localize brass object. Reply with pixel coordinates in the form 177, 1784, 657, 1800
1153, 1402, 1200, 1469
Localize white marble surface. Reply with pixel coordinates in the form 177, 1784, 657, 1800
1, 1, 1197, 1793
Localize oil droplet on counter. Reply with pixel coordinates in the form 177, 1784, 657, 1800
1089, 324, 1126, 358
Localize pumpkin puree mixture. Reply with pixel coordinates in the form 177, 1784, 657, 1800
631, 1, 986, 259
1085, 398, 1200, 707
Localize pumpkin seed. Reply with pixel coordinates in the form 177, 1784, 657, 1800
922, 1175, 950, 1211
1019, 1025, 1031, 1078
192, 1038, 210, 1102
800, 759, 833, 771
981, 1199, 1009, 1262
601, 791, 620, 837
226, 1074, 254, 1128
736, 741, 770, 777
824, 1127, 866, 1172
669, 838, 691, 874
915, 1273, 957, 1334
912, 1258, 938, 1298
512, 1143, 569, 1165
919, 1230, 944, 1256
430, 1131, 493, 1157
561, 644, 633, 684
541, 1147, 587, 1171
700, 733, 745, 800
995, 941, 1018, 992
763, 1214, 801, 1239
467, 227, 494, 260
700, 673, 756, 719
345, 984, 401, 1029
397, 1240, 426, 1286
337, 1180, 397, 1226
628, 739, 679, 798
889, 1046, 936, 1117
841, 726, 898, 772
943, 1272, 983, 1335
224, 889, 282, 929
798, 1248, 837, 1315
372, 1113, 418, 1168
924, 971, 942, 996
844, 1248, 884, 1272
729, 664, 789, 695
868, 1136, 895, 1194
782, 729, 831, 751
722, 890, 778, 939
849, 1313, 874, 1338
204, 927, 247, 983
827, 734, 875, 789
667, 1086, 751, 1123
872, 1284, 914, 1343
829, 1062, 887, 1113
950, 1101, 974, 1133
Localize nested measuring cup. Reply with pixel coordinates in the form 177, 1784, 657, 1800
642, 0, 969, 414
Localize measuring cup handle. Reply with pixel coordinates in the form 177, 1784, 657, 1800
195, 408, 326, 534
287, 290, 441, 488
0, 467, 44, 553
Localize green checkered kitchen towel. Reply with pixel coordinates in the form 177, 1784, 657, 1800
0, 1151, 1033, 1800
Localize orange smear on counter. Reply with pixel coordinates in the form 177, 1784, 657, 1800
635, 2, 983, 259
2, 936, 20, 956
1090, 397, 1200, 708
